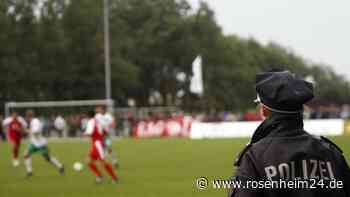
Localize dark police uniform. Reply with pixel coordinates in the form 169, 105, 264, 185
229, 71, 350, 197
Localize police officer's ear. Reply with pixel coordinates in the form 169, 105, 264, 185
260, 104, 272, 118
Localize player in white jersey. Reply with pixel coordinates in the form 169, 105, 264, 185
95, 106, 119, 167
23, 110, 64, 177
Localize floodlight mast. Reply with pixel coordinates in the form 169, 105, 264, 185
104, 0, 112, 102
103, 0, 115, 112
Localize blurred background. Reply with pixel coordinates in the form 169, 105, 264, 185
1, 0, 350, 139
1, 1, 350, 196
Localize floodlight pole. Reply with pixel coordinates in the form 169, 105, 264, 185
104, 0, 111, 101
104, 0, 113, 112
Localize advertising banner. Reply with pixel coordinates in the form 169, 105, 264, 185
190, 119, 345, 139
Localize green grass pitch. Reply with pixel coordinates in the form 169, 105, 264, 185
1, 137, 350, 197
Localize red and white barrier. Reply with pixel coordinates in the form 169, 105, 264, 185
132, 116, 192, 138
133, 118, 345, 139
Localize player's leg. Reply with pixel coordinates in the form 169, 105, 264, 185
95, 141, 118, 182
24, 144, 37, 177
105, 137, 119, 167
8, 132, 21, 167
11, 142, 20, 166
109, 147, 119, 167
100, 158, 118, 183
41, 146, 64, 174
87, 146, 103, 183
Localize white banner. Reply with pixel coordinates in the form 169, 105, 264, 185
190, 56, 204, 95
190, 119, 344, 139
303, 119, 344, 136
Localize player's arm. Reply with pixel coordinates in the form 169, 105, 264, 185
18, 116, 28, 128
18, 116, 28, 133
2, 117, 12, 127
107, 114, 116, 129
23, 127, 31, 134
103, 128, 109, 136
83, 120, 94, 137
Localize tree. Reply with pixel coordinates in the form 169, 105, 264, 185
0, 0, 349, 113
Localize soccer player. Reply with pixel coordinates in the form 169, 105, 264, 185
2, 111, 27, 167
0, 115, 7, 142
84, 110, 118, 183
23, 110, 64, 177
95, 106, 119, 167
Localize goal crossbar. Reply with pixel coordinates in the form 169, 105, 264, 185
5, 99, 114, 117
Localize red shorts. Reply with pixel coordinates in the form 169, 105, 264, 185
8, 131, 21, 145
89, 141, 105, 161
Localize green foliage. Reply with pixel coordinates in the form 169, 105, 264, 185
0, 0, 349, 112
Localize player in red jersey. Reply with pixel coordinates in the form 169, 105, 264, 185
95, 105, 119, 167
2, 111, 27, 167
84, 110, 118, 184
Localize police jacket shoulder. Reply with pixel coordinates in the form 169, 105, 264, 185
234, 138, 273, 167
318, 135, 344, 154
235, 128, 348, 180
234, 137, 275, 180
250, 131, 342, 159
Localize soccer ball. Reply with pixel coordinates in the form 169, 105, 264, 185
73, 162, 84, 172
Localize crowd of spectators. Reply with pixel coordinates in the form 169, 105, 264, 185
305, 104, 350, 119
195, 104, 350, 122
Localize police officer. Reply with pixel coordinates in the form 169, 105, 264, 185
230, 70, 350, 197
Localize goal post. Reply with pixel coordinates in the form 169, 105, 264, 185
4, 99, 114, 117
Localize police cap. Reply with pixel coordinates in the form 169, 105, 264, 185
255, 70, 314, 113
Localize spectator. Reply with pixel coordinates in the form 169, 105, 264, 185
0, 115, 6, 141
54, 115, 67, 137
80, 113, 89, 132
328, 104, 340, 119
303, 106, 312, 119
242, 110, 263, 121
341, 104, 350, 119
67, 115, 80, 137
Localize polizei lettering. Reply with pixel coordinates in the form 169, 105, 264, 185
264, 160, 334, 180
